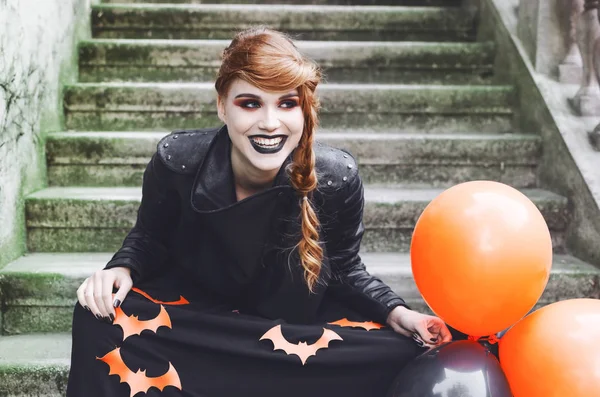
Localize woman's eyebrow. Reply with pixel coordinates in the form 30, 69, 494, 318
233, 93, 298, 100
279, 93, 299, 100
234, 93, 261, 99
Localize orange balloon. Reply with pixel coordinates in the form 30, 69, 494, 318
410, 181, 552, 337
499, 299, 600, 396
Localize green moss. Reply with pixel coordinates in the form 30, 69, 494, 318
0, 364, 68, 395
0, 0, 97, 271
27, 228, 129, 252
48, 164, 145, 187
3, 306, 74, 334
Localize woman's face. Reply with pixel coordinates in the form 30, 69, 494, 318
217, 78, 304, 176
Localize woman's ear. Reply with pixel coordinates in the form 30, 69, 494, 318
217, 96, 226, 123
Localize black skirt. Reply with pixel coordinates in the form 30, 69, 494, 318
66, 268, 425, 397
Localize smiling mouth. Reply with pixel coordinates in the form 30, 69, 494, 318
248, 135, 288, 154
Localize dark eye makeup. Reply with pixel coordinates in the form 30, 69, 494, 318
233, 97, 299, 110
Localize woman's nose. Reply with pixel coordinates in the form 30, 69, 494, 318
258, 108, 281, 131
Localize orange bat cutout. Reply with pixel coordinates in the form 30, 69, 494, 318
97, 347, 181, 397
114, 304, 172, 341
328, 318, 385, 331
131, 287, 189, 305
260, 324, 343, 365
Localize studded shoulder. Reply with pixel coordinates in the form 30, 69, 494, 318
314, 141, 358, 192
156, 127, 220, 175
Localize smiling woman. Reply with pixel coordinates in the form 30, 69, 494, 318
66, 27, 452, 397
218, 80, 305, 199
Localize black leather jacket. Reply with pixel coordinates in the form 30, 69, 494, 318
104, 126, 407, 324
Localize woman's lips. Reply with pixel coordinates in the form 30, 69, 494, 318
248, 135, 288, 154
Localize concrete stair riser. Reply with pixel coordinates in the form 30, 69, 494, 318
47, 163, 538, 189
23, 187, 569, 253
1, 254, 597, 334
362, 229, 566, 255
24, 227, 567, 255
91, 5, 477, 42
0, 333, 70, 396
100, 0, 463, 5
63, 84, 515, 132
45, 132, 540, 187
78, 40, 495, 84
0, 364, 68, 397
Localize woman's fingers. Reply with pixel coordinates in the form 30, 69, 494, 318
112, 276, 133, 311
83, 278, 103, 321
437, 323, 453, 343
93, 272, 111, 321
75, 268, 133, 323
76, 278, 90, 312
411, 332, 437, 349
414, 320, 438, 345
101, 271, 117, 321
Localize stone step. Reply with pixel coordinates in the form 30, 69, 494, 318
23, 187, 568, 253
0, 333, 70, 396
91, 4, 477, 41
46, 131, 540, 188
0, 252, 597, 334
101, 0, 462, 5
63, 83, 515, 133
79, 39, 495, 84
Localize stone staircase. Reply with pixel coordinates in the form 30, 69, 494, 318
2, 0, 600, 395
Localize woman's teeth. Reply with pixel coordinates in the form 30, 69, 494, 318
251, 137, 283, 147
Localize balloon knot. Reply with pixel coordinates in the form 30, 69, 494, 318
467, 335, 499, 344
486, 335, 500, 345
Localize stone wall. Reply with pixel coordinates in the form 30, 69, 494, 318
480, 0, 600, 265
516, 0, 572, 78
0, 0, 98, 268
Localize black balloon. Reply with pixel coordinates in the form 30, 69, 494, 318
386, 341, 513, 397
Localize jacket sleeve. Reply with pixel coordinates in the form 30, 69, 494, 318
324, 167, 409, 324
103, 151, 180, 283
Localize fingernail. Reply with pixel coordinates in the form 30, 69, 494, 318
113, 299, 121, 308
109, 314, 115, 322
95, 314, 103, 321
84, 306, 90, 312
414, 339, 424, 347
430, 337, 438, 343
104, 316, 111, 324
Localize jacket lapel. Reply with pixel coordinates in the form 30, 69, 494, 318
191, 125, 295, 213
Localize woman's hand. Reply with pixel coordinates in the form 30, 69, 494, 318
76, 267, 133, 323
386, 306, 452, 348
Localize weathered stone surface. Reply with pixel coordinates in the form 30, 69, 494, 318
0, 0, 95, 270
46, 131, 541, 164
26, 228, 132, 253
63, 83, 515, 131
0, 333, 69, 395
78, 39, 495, 84
362, 227, 566, 253
23, 186, 569, 253
0, 253, 597, 334
48, 162, 538, 189
91, 4, 477, 41
45, 131, 540, 187
516, 0, 572, 76
102, 0, 462, 4
3, 307, 74, 335
486, 0, 600, 265
365, 252, 600, 304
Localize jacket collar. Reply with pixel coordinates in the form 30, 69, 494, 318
190, 125, 294, 213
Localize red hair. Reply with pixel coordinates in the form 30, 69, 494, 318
215, 27, 323, 293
